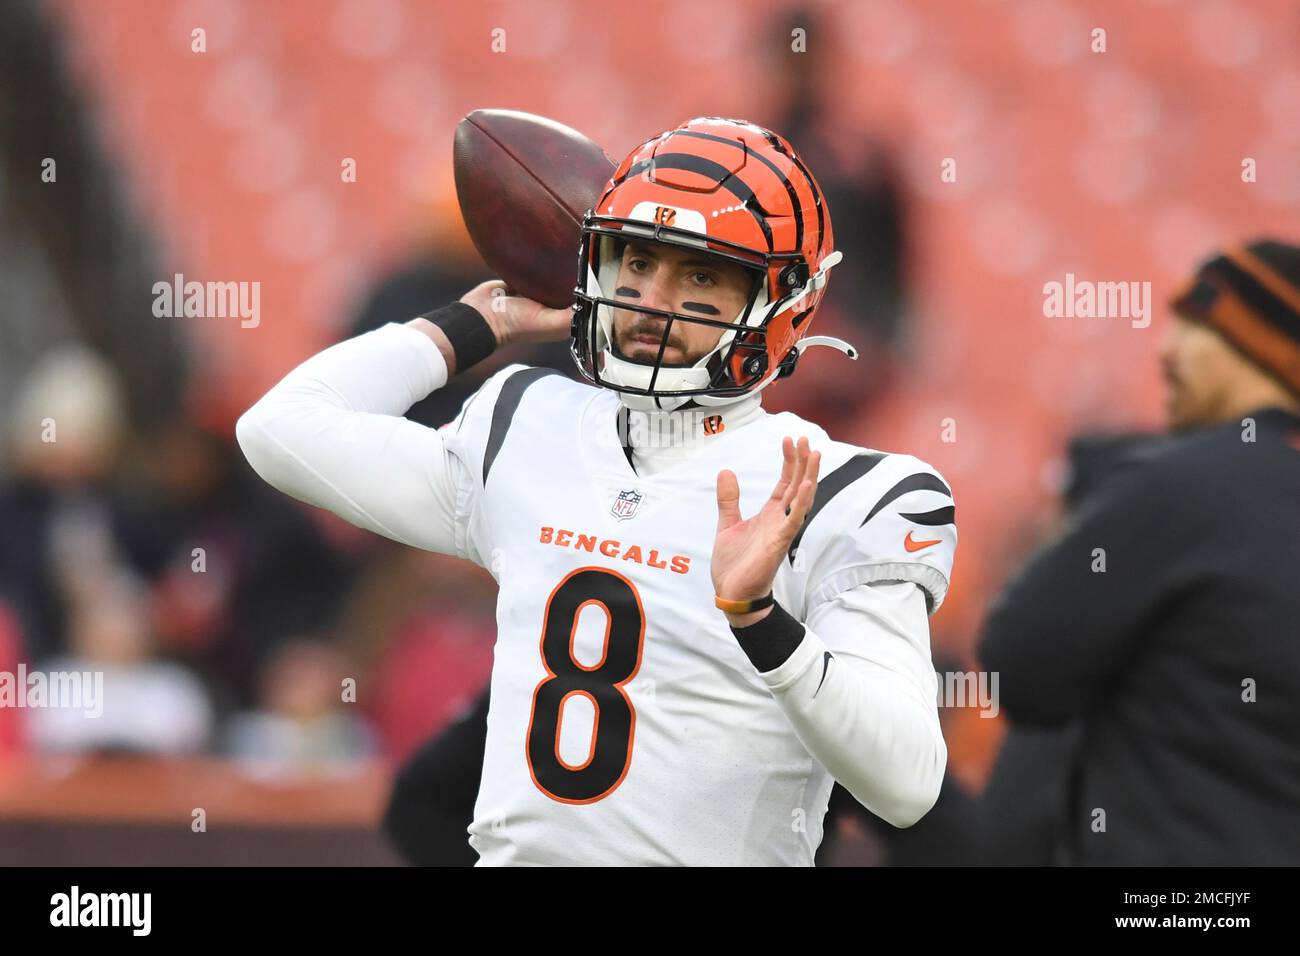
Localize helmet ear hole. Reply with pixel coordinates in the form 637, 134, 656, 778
778, 262, 809, 290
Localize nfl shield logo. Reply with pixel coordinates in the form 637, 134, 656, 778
611, 489, 643, 521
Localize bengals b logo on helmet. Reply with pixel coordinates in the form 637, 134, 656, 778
653, 206, 677, 227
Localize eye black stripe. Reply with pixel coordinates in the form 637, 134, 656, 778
681, 301, 720, 315
861, 474, 953, 528
788, 452, 887, 563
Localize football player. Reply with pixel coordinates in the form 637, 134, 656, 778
237, 117, 957, 866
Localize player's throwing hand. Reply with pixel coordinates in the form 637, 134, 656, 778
712, 436, 821, 628
459, 279, 573, 347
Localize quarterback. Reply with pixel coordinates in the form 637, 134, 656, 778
237, 118, 956, 865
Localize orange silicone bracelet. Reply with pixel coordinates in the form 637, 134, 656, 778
714, 592, 775, 614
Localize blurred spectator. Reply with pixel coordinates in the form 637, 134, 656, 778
0, 343, 357, 706
978, 240, 1300, 865
31, 573, 213, 755
366, 604, 495, 763
340, 551, 496, 761
0, 346, 128, 662
224, 639, 376, 772
113, 418, 357, 704
949, 433, 1169, 866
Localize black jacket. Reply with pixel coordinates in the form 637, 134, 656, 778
978, 406, 1300, 865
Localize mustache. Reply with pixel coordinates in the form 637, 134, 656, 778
625, 322, 684, 350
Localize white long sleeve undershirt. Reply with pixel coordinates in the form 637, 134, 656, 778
236, 322, 946, 829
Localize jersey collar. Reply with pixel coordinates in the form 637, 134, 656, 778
616, 394, 765, 475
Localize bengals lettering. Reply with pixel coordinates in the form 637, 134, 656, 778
539, 526, 690, 574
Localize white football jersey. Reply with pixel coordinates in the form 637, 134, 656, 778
439, 364, 957, 866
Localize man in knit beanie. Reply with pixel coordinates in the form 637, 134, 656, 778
978, 240, 1300, 865
1164, 240, 1300, 428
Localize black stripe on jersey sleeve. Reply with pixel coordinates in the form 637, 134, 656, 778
787, 452, 887, 563
482, 368, 563, 486
899, 505, 956, 527
861, 473, 954, 528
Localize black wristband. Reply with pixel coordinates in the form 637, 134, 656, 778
421, 302, 497, 372
728, 600, 805, 673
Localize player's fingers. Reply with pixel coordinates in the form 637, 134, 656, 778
779, 478, 814, 537
769, 436, 795, 502
783, 445, 818, 522
781, 438, 810, 513
772, 477, 816, 554
805, 448, 821, 489
790, 464, 818, 522
716, 469, 742, 530
787, 479, 814, 530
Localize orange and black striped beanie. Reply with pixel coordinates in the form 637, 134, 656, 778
1171, 239, 1300, 397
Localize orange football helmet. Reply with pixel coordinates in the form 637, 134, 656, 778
571, 117, 853, 411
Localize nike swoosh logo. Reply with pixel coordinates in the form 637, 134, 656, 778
813, 651, 833, 699
904, 530, 942, 552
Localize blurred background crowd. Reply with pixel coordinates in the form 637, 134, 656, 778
0, 0, 1297, 864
